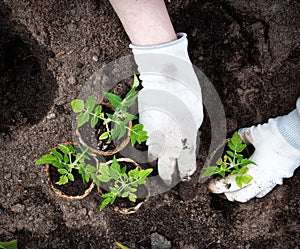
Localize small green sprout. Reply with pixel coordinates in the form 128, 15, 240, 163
97, 156, 153, 211
0, 240, 18, 249
35, 144, 97, 185
115, 241, 130, 249
202, 131, 256, 188
71, 75, 148, 147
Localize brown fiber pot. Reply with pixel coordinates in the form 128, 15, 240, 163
98, 157, 150, 215
45, 142, 96, 200
75, 102, 131, 156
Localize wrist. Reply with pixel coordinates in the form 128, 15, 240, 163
277, 97, 300, 150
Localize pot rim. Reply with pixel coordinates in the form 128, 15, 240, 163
45, 141, 96, 200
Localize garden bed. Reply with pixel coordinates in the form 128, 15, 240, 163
0, 0, 299, 248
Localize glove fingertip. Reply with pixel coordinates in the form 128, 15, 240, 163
208, 176, 242, 194
238, 127, 254, 145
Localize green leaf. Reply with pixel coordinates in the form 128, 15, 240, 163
86, 95, 95, 112
235, 176, 243, 188
118, 124, 127, 139
94, 105, 102, 116
100, 197, 111, 211
91, 115, 98, 128
115, 241, 130, 249
50, 148, 63, 161
58, 144, 70, 154
238, 166, 249, 175
139, 168, 153, 179
71, 99, 85, 113
201, 166, 220, 177
133, 74, 139, 88
111, 123, 121, 140
128, 167, 139, 179
35, 154, 57, 165
226, 150, 234, 157
121, 191, 129, 198
236, 143, 246, 153
0, 240, 18, 249
129, 193, 137, 202
58, 169, 68, 175
105, 92, 122, 108
68, 173, 75, 181
241, 174, 252, 185
216, 157, 222, 165
130, 124, 148, 146
86, 164, 97, 173
56, 175, 68, 185
98, 163, 111, 182
77, 112, 89, 127
99, 132, 109, 140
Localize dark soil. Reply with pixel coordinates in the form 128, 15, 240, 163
0, 0, 299, 249
48, 165, 93, 197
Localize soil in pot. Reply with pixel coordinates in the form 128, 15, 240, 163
98, 158, 150, 214
45, 143, 96, 200
48, 164, 94, 197
76, 103, 131, 156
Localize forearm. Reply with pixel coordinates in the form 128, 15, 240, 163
109, 0, 177, 46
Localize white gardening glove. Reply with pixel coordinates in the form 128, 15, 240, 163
130, 33, 203, 184
209, 97, 300, 202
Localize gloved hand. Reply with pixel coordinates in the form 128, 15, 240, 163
130, 33, 203, 184
209, 97, 300, 202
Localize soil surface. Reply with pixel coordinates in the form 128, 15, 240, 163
0, 0, 299, 248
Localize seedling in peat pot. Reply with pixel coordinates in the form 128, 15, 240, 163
71, 75, 148, 147
96, 156, 153, 211
202, 132, 256, 188
35, 143, 98, 185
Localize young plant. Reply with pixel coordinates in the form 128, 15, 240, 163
96, 156, 153, 211
35, 144, 97, 185
0, 240, 18, 249
202, 131, 256, 188
71, 75, 148, 147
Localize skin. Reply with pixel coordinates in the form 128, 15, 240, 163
109, 0, 177, 46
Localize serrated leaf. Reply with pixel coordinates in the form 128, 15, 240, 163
121, 191, 129, 198
86, 95, 95, 112
58, 144, 70, 154
129, 193, 137, 202
50, 148, 63, 161
130, 124, 148, 146
241, 174, 252, 185
139, 168, 153, 179
226, 150, 234, 157
86, 164, 97, 173
68, 173, 75, 181
201, 166, 220, 177
236, 143, 247, 153
94, 105, 102, 116
56, 175, 68, 185
235, 176, 243, 188
35, 154, 57, 165
100, 197, 111, 211
238, 166, 249, 175
77, 112, 89, 127
58, 169, 68, 174
71, 99, 85, 113
128, 167, 139, 179
105, 92, 122, 108
91, 115, 98, 128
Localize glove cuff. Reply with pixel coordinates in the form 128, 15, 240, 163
277, 97, 300, 150
129, 33, 190, 62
